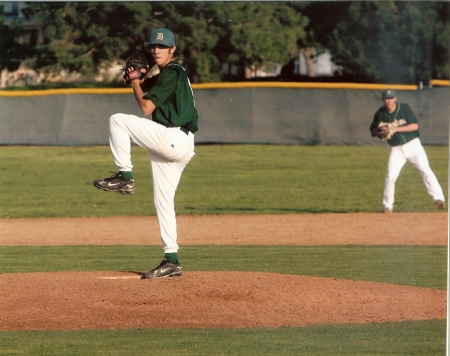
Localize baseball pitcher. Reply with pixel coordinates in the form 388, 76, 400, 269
370, 89, 445, 213
94, 28, 198, 278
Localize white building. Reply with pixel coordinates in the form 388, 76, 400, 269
294, 49, 341, 77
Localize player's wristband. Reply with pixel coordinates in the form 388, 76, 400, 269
128, 70, 140, 81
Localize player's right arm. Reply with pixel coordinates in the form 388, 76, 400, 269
369, 111, 382, 137
389, 103, 419, 134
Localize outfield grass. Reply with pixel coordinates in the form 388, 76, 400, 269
0, 145, 447, 355
0, 320, 445, 356
0, 145, 447, 218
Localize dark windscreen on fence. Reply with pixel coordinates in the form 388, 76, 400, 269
0, 87, 448, 145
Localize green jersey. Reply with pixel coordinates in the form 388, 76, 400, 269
144, 60, 198, 133
370, 102, 419, 146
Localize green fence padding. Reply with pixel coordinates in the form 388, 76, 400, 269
0, 87, 448, 145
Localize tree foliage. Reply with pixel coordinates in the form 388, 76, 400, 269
325, 1, 449, 83
26, 2, 159, 77
3, 1, 449, 83
153, 2, 224, 82
0, 4, 29, 72
214, 2, 308, 67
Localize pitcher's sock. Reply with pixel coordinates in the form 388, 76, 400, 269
120, 171, 133, 180
165, 253, 178, 264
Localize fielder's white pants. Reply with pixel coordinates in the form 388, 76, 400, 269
109, 113, 195, 253
383, 138, 445, 209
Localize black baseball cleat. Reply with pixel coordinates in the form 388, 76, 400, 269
93, 172, 135, 195
435, 200, 445, 210
140, 258, 183, 279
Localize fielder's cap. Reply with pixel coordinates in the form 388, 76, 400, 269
382, 89, 396, 99
147, 28, 175, 47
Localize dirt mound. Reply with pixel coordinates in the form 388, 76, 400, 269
0, 213, 446, 331
1, 271, 445, 331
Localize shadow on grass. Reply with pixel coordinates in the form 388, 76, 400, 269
184, 206, 355, 213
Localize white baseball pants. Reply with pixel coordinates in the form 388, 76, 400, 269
383, 137, 445, 209
109, 113, 195, 253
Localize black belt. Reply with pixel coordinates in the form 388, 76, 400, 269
180, 127, 190, 135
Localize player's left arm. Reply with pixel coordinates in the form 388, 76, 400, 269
391, 103, 418, 134
143, 68, 177, 115
391, 123, 418, 134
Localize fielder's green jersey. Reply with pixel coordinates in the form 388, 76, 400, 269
370, 102, 419, 146
144, 60, 198, 133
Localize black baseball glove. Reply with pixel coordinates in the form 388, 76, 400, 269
376, 125, 391, 141
121, 50, 154, 85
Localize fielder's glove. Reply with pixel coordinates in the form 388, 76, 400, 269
121, 50, 155, 85
376, 123, 393, 141
376, 119, 407, 141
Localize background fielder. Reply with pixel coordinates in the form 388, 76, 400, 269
94, 28, 198, 278
370, 88, 445, 213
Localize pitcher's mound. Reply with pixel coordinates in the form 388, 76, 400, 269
1, 271, 445, 331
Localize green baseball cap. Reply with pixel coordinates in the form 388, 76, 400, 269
382, 89, 396, 99
147, 28, 175, 47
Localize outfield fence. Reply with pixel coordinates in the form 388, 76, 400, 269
0, 83, 448, 146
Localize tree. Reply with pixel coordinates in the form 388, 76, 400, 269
6, 1, 449, 84
152, 2, 223, 83
397, 1, 450, 83
214, 2, 308, 78
144, 2, 309, 82
0, 4, 30, 72
26, 2, 159, 80
432, 2, 450, 80
323, 1, 450, 84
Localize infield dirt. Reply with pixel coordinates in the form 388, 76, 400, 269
0, 212, 447, 331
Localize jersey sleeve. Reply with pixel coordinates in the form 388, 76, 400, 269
144, 69, 177, 107
140, 76, 158, 93
402, 103, 418, 124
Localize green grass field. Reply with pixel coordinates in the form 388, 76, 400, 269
0, 321, 445, 356
0, 245, 446, 289
0, 145, 447, 355
0, 145, 448, 217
